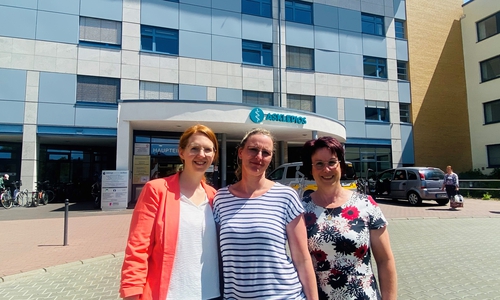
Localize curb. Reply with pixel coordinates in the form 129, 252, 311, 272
0, 252, 124, 283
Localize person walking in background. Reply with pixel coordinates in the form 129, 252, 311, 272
442, 165, 461, 209
120, 124, 220, 300
301, 136, 397, 300
213, 128, 318, 300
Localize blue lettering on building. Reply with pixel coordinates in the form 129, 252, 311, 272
151, 144, 178, 156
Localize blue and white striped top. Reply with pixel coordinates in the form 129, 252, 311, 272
213, 183, 306, 300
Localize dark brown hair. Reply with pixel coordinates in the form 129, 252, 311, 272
301, 136, 346, 180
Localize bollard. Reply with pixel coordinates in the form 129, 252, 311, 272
64, 199, 69, 246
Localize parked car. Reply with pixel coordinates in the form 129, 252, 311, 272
267, 161, 357, 197
363, 167, 449, 206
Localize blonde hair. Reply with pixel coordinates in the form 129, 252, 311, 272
234, 128, 275, 181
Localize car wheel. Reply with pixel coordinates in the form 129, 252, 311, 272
436, 199, 449, 206
407, 192, 422, 206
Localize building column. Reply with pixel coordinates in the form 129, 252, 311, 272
21, 71, 40, 192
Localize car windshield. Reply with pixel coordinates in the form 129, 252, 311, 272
422, 169, 444, 180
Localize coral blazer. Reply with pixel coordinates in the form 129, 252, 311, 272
120, 172, 217, 299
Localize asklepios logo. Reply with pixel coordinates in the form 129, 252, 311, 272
250, 107, 264, 123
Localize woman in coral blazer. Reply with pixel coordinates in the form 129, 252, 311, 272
120, 124, 220, 300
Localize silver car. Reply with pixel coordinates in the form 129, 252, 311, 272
369, 167, 449, 206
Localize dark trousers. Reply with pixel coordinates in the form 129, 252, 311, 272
445, 185, 457, 200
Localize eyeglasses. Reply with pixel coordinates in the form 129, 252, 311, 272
246, 147, 272, 158
312, 160, 340, 170
188, 145, 215, 156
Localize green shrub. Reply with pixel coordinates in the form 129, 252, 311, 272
483, 192, 492, 200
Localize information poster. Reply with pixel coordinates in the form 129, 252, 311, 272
133, 156, 151, 184
101, 170, 129, 210
134, 143, 150, 156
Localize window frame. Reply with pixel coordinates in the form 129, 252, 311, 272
286, 45, 314, 71
397, 60, 408, 80
76, 75, 120, 105
243, 91, 274, 106
365, 100, 390, 122
399, 103, 411, 123
363, 56, 387, 79
79, 17, 122, 49
140, 25, 179, 55
362, 13, 385, 36
242, 40, 273, 67
285, 0, 313, 25
487, 144, 500, 168
477, 12, 500, 42
480, 54, 500, 83
484, 99, 500, 125
395, 19, 406, 39
242, 0, 272, 18
287, 94, 315, 112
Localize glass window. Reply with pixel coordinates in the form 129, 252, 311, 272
363, 56, 387, 79
79, 17, 122, 47
242, 40, 273, 66
141, 26, 179, 55
362, 13, 385, 36
286, 46, 314, 70
243, 91, 273, 106
487, 144, 500, 167
140, 81, 179, 100
285, 0, 312, 25
397, 61, 408, 80
365, 100, 389, 122
76, 76, 120, 104
395, 19, 406, 39
287, 94, 314, 112
480, 55, 500, 82
399, 103, 411, 123
484, 99, 500, 124
242, 0, 271, 18
477, 12, 500, 41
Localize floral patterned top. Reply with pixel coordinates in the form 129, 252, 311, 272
302, 192, 388, 300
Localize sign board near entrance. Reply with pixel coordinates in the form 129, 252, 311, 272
101, 170, 129, 210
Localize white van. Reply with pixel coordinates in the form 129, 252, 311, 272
267, 161, 357, 197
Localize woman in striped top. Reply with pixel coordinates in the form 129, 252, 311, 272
214, 128, 318, 300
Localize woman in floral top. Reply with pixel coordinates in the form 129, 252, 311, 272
301, 136, 397, 300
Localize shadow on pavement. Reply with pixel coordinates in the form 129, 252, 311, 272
51, 201, 98, 212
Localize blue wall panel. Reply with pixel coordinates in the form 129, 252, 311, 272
315, 27, 339, 51
315, 96, 338, 119
362, 35, 387, 57
0, 6, 36, 39
339, 53, 363, 76
345, 121, 366, 138
212, 36, 241, 64
314, 4, 338, 29
396, 39, 408, 61
217, 88, 242, 103
38, 0, 79, 15
179, 31, 211, 60
401, 123, 414, 164
338, 8, 361, 32
398, 81, 411, 103
180, 0, 210, 8
212, 9, 241, 38
315, 50, 339, 74
212, 0, 240, 12
179, 84, 207, 100
366, 123, 391, 139
339, 30, 362, 54
39, 73, 76, 104
0, 100, 24, 123
141, 0, 179, 29
37, 103, 75, 126
180, 4, 211, 34
286, 22, 314, 48
241, 15, 272, 43
0, 68, 26, 101
344, 98, 365, 122
0, 0, 36, 9
80, 0, 122, 21
75, 107, 118, 128
36, 11, 79, 44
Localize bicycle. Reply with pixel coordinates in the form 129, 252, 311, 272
1, 187, 13, 209
13, 181, 29, 207
39, 180, 56, 203
31, 181, 49, 207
